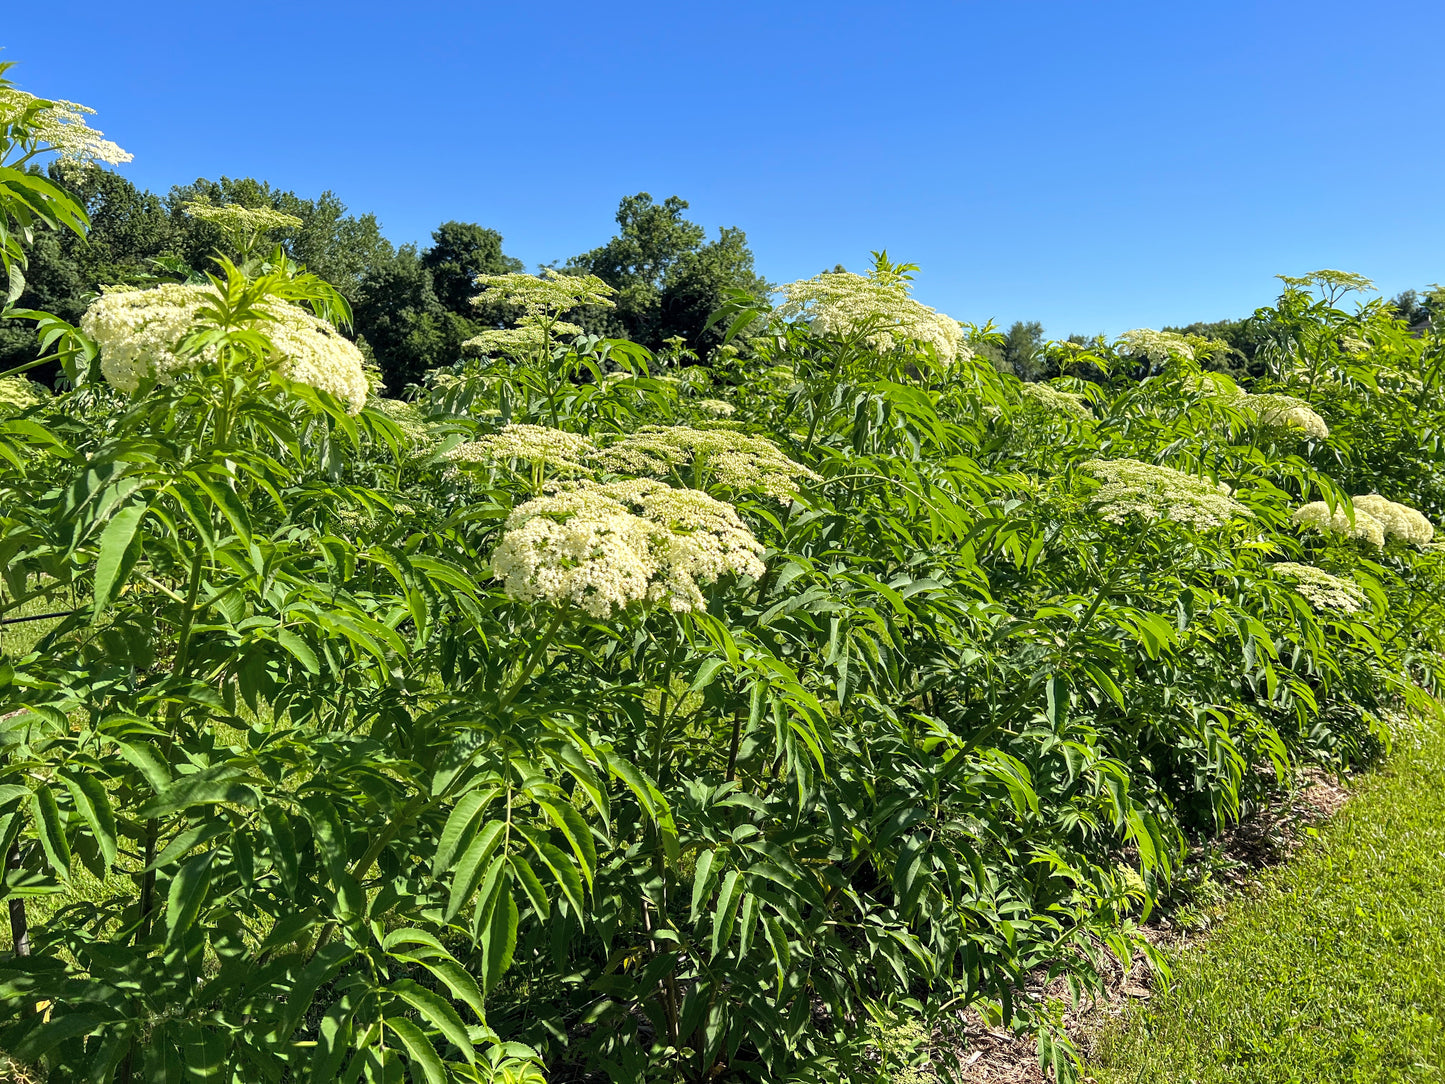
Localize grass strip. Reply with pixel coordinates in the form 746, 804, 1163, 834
1090, 715, 1445, 1083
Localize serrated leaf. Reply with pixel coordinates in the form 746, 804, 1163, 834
433, 787, 497, 878
91, 502, 147, 619
31, 784, 70, 881
384, 1017, 446, 1084
446, 820, 505, 921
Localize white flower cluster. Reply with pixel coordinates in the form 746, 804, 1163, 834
472, 269, 615, 318
0, 376, 47, 417
0, 89, 131, 164
1245, 393, 1330, 440
1351, 494, 1435, 545
1291, 502, 1385, 548
1082, 458, 1249, 530
592, 425, 820, 502
1115, 329, 1195, 364
696, 399, 736, 417
367, 397, 435, 450
1018, 381, 1092, 421
80, 284, 368, 412
1270, 562, 1367, 613
1193, 375, 1329, 440
463, 317, 584, 357
490, 479, 765, 617
182, 201, 303, 235
447, 424, 596, 474
772, 271, 969, 365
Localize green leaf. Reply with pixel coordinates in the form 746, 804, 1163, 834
446, 820, 506, 921
60, 771, 116, 870
537, 798, 596, 887
480, 883, 519, 992
92, 501, 147, 619
276, 629, 319, 674
31, 783, 70, 881
690, 848, 717, 923
383, 1017, 446, 1084
711, 870, 744, 959
508, 853, 551, 921
262, 805, 299, 896
519, 831, 585, 917
389, 978, 475, 1064
165, 850, 216, 946
433, 787, 498, 878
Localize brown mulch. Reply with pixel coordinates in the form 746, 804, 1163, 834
928, 768, 1353, 1083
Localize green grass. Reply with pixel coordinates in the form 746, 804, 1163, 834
1090, 715, 1445, 1084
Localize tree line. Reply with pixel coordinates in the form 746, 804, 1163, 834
0, 166, 769, 392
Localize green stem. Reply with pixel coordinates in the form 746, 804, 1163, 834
1062, 528, 1150, 657
137, 543, 206, 943
498, 607, 567, 713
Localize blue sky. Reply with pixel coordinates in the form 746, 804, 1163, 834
6, 1, 1443, 337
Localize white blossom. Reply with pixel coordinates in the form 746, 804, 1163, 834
772, 271, 968, 365
0, 89, 131, 164
1245, 393, 1329, 440
1350, 494, 1435, 545
463, 317, 584, 357
1018, 381, 1092, 421
593, 425, 820, 502
471, 269, 615, 318
1115, 329, 1195, 364
367, 397, 435, 450
1193, 375, 1329, 439
489, 479, 765, 617
182, 201, 303, 235
1291, 501, 1385, 548
696, 398, 737, 417
80, 284, 368, 412
1270, 562, 1367, 613
0, 376, 47, 417
447, 424, 596, 474
1082, 458, 1249, 531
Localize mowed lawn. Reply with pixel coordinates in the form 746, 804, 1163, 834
1090, 714, 1445, 1084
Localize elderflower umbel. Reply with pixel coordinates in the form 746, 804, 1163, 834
0, 376, 47, 417
0, 89, 131, 164
1192, 375, 1329, 439
1350, 494, 1435, 545
1246, 393, 1329, 440
1082, 459, 1249, 531
367, 397, 435, 450
772, 271, 969, 365
1291, 501, 1386, 548
471, 269, 615, 318
1115, 329, 1195, 364
1270, 562, 1367, 614
80, 284, 368, 412
489, 479, 765, 617
696, 399, 736, 417
447, 424, 596, 474
182, 201, 303, 235
463, 316, 584, 357
593, 425, 820, 502
1018, 381, 1092, 421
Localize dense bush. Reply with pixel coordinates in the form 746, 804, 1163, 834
2, 66, 1444, 1084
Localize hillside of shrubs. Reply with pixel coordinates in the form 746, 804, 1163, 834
3, 65, 1445, 1084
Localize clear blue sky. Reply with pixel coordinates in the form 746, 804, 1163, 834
6, 1, 1443, 337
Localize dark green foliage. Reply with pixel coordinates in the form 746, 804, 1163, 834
565, 192, 770, 356
422, 220, 524, 314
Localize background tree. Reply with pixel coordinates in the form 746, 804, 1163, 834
565, 192, 769, 356
422, 220, 523, 313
